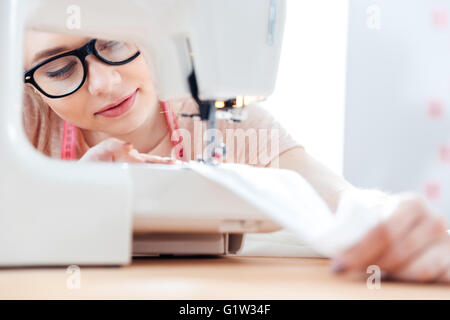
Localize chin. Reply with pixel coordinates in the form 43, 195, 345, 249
116, 104, 150, 135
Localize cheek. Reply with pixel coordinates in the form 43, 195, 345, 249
43, 95, 89, 127
121, 57, 159, 111
126, 56, 156, 90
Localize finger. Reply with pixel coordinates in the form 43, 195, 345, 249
332, 196, 427, 272
135, 153, 177, 164
114, 148, 146, 163
90, 139, 131, 162
114, 153, 145, 163
114, 148, 177, 164
389, 236, 450, 283
376, 213, 448, 272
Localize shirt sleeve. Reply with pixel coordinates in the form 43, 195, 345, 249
220, 103, 303, 167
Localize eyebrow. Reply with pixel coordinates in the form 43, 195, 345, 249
32, 46, 69, 64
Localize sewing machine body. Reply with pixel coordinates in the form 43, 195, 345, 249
0, 0, 285, 266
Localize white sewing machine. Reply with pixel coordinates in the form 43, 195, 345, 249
0, 0, 286, 266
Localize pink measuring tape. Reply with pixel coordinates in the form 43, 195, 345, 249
61, 121, 77, 160
61, 101, 184, 161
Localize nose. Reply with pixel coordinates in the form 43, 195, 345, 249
86, 56, 122, 96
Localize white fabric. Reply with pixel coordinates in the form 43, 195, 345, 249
239, 229, 323, 258
187, 161, 401, 258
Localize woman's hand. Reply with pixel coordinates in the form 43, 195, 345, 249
331, 194, 450, 283
79, 137, 176, 164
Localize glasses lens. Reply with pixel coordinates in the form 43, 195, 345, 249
95, 40, 139, 63
34, 56, 84, 97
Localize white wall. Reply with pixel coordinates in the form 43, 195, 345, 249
262, 0, 349, 175
344, 0, 450, 219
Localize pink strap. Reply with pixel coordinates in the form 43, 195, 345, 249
160, 101, 184, 160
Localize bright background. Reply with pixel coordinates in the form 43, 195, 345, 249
262, 0, 349, 175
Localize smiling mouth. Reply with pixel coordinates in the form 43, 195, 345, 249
94, 90, 137, 115
94, 89, 138, 118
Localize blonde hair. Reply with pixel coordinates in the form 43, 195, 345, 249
22, 85, 64, 158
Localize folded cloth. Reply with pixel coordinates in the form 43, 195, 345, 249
187, 161, 400, 258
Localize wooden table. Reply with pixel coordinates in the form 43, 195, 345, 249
0, 257, 448, 299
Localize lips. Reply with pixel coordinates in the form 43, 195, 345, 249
94, 89, 138, 118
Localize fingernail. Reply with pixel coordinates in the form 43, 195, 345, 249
330, 259, 347, 273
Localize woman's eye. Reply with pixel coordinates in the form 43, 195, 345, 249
99, 41, 123, 51
46, 61, 76, 79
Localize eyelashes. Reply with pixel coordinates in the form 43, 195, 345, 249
46, 60, 77, 79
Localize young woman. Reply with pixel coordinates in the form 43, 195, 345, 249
23, 31, 449, 283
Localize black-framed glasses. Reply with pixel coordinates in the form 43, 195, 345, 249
24, 38, 140, 98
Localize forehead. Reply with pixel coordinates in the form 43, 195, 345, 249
24, 31, 89, 69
